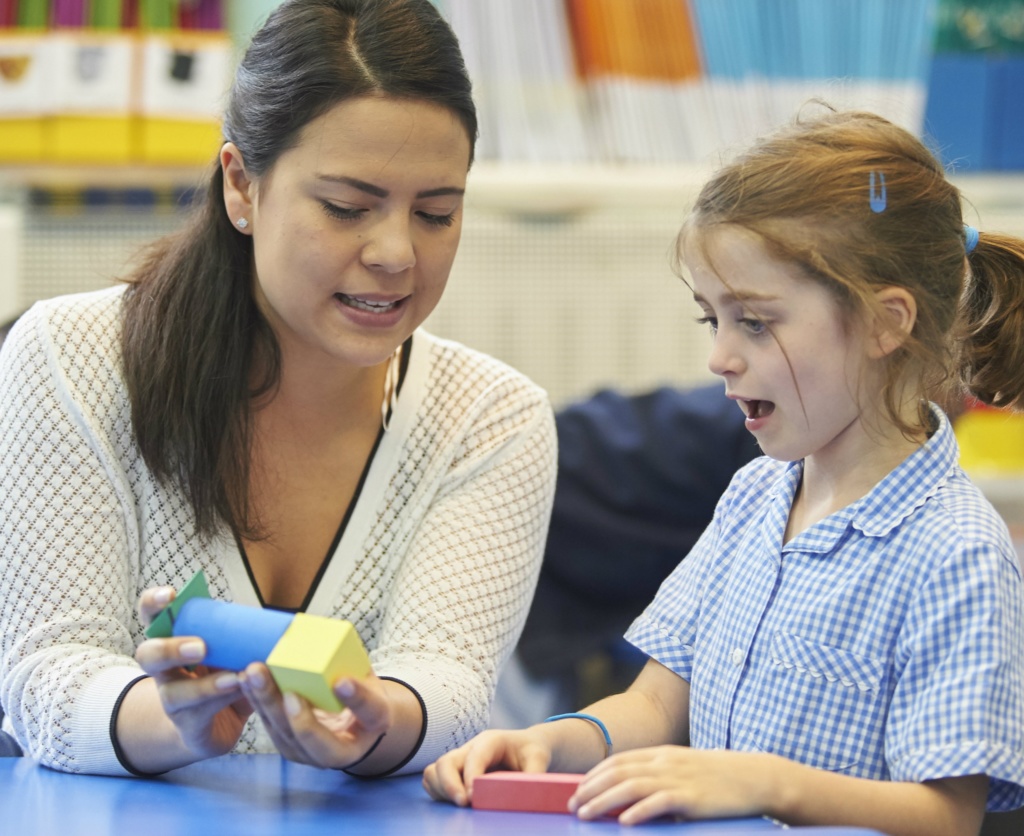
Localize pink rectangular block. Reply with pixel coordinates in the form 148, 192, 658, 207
471, 771, 583, 814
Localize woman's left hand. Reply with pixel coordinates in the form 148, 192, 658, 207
569, 746, 777, 826
238, 663, 391, 769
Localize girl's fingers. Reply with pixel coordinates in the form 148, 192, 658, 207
517, 746, 552, 775
614, 790, 685, 827
423, 749, 471, 805
460, 733, 505, 784
572, 755, 656, 815
573, 775, 650, 821
461, 732, 550, 801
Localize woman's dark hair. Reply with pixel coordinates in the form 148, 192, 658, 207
121, 0, 477, 538
0, 314, 21, 348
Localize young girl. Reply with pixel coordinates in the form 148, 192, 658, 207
424, 110, 1024, 836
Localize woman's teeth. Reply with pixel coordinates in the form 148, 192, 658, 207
337, 294, 399, 313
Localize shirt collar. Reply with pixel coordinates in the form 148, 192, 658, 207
851, 404, 957, 537
769, 404, 959, 545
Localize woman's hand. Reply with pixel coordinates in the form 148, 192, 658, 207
569, 746, 775, 825
131, 586, 252, 761
238, 663, 393, 770
423, 728, 554, 807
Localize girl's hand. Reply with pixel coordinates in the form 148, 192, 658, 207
570, 746, 776, 826
134, 586, 252, 759
423, 729, 554, 807
238, 663, 392, 770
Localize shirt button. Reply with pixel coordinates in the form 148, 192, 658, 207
730, 648, 744, 666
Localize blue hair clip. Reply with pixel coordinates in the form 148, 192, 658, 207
964, 224, 979, 255
869, 171, 886, 213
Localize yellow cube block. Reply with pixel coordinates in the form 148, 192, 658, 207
266, 614, 371, 712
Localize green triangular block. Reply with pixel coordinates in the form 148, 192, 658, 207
144, 570, 211, 639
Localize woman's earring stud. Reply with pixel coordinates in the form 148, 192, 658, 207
236, 218, 249, 229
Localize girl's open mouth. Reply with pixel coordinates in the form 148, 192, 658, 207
741, 399, 775, 420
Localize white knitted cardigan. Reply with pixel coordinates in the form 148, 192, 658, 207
0, 286, 557, 776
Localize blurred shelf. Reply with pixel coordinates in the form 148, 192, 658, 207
0, 164, 210, 193
465, 163, 714, 213
0, 163, 1022, 219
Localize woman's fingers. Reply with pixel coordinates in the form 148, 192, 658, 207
159, 669, 244, 713
331, 677, 390, 736
239, 663, 311, 761
135, 634, 249, 724
237, 664, 369, 768
137, 586, 176, 626
276, 691, 354, 767
135, 636, 208, 676
275, 676, 391, 768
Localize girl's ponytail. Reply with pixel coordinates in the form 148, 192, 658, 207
956, 231, 1024, 411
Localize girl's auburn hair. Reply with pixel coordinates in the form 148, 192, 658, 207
679, 106, 1024, 436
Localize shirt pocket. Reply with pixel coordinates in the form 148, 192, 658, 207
750, 631, 887, 774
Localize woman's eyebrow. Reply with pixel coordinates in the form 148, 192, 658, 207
317, 174, 464, 200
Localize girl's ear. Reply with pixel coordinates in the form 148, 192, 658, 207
221, 142, 254, 233
868, 286, 917, 359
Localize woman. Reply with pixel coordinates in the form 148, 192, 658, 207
0, 0, 556, 778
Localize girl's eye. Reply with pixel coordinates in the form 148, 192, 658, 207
418, 211, 456, 228
695, 315, 718, 334
321, 202, 365, 221
740, 318, 767, 335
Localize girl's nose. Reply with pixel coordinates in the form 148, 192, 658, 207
707, 331, 744, 377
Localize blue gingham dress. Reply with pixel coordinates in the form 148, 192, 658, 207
626, 408, 1024, 811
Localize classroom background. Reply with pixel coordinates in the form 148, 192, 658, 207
2, 5, 1022, 834
1, 0, 1023, 498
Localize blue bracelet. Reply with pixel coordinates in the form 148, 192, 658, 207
543, 712, 613, 756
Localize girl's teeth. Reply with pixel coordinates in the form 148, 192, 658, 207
742, 399, 774, 419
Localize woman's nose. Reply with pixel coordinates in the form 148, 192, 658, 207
362, 214, 416, 274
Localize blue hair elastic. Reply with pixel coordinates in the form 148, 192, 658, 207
869, 170, 887, 213
964, 225, 979, 255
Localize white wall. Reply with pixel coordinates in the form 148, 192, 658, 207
0, 204, 20, 325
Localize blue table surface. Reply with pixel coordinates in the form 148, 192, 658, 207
0, 755, 885, 836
